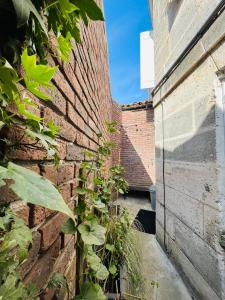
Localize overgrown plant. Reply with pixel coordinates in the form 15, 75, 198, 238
58, 121, 129, 299
0, 0, 105, 299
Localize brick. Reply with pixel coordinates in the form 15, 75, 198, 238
0, 181, 20, 204
121, 106, 155, 188
57, 163, 74, 185
67, 102, 85, 131
10, 201, 30, 225
59, 183, 72, 203
57, 140, 67, 160
66, 144, 84, 161
24, 238, 61, 290
54, 237, 75, 274
3, 5, 119, 293
41, 164, 58, 185
39, 238, 76, 300
44, 107, 77, 142
30, 205, 46, 227
19, 231, 41, 278
39, 213, 67, 251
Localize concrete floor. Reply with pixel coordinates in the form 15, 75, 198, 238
117, 193, 192, 300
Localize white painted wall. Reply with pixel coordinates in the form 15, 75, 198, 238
140, 31, 154, 89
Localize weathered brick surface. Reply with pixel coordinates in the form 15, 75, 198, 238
39, 213, 68, 251
121, 101, 155, 190
0, 2, 122, 297
19, 231, 41, 278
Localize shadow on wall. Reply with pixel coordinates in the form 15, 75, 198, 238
156, 103, 216, 163
121, 108, 155, 190
155, 102, 225, 299
121, 132, 153, 189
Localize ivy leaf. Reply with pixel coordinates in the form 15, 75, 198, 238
93, 200, 106, 209
15, 97, 41, 122
21, 49, 57, 100
95, 264, 109, 281
74, 282, 106, 300
86, 248, 109, 280
59, 0, 79, 14
0, 163, 74, 220
11, 0, 48, 35
0, 58, 18, 101
57, 33, 72, 62
26, 127, 58, 156
109, 265, 117, 275
47, 119, 59, 137
105, 244, 115, 252
4, 216, 32, 261
86, 249, 101, 271
75, 187, 87, 195
0, 121, 5, 130
73, 0, 104, 21
48, 273, 67, 289
118, 188, 124, 194
61, 218, 76, 234
0, 274, 27, 300
78, 221, 106, 245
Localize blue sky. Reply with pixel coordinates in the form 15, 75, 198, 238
104, 0, 152, 105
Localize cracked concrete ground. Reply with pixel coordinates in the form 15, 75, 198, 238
116, 193, 192, 300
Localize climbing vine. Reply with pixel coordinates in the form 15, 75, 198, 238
0, 1, 135, 299
58, 123, 129, 298
0, 0, 107, 299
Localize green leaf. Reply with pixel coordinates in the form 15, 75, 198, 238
59, 0, 79, 14
78, 221, 106, 245
0, 58, 18, 101
0, 210, 32, 262
95, 264, 109, 281
109, 264, 117, 275
11, 0, 48, 35
21, 49, 57, 100
75, 187, 88, 195
74, 282, 106, 300
15, 97, 41, 122
4, 216, 32, 261
118, 188, 124, 194
26, 127, 58, 156
82, 149, 96, 158
0, 274, 27, 300
47, 119, 59, 137
73, 0, 104, 21
86, 248, 109, 280
105, 244, 115, 252
0, 121, 5, 130
57, 33, 72, 62
93, 200, 106, 210
86, 249, 101, 270
0, 163, 74, 220
48, 273, 67, 289
61, 218, 76, 234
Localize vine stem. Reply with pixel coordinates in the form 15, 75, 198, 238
44, 0, 59, 10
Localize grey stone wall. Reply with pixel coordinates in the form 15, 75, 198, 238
153, 1, 225, 299
153, 0, 221, 82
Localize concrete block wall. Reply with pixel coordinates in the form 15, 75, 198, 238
153, 1, 225, 299
121, 101, 155, 190
0, 3, 120, 297
153, 0, 221, 83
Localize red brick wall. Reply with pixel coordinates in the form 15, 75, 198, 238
111, 101, 122, 165
121, 106, 155, 190
2, 6, 118, 298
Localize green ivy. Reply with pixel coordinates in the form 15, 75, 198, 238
0, 0, 105, 299
0, 1, 133, 299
